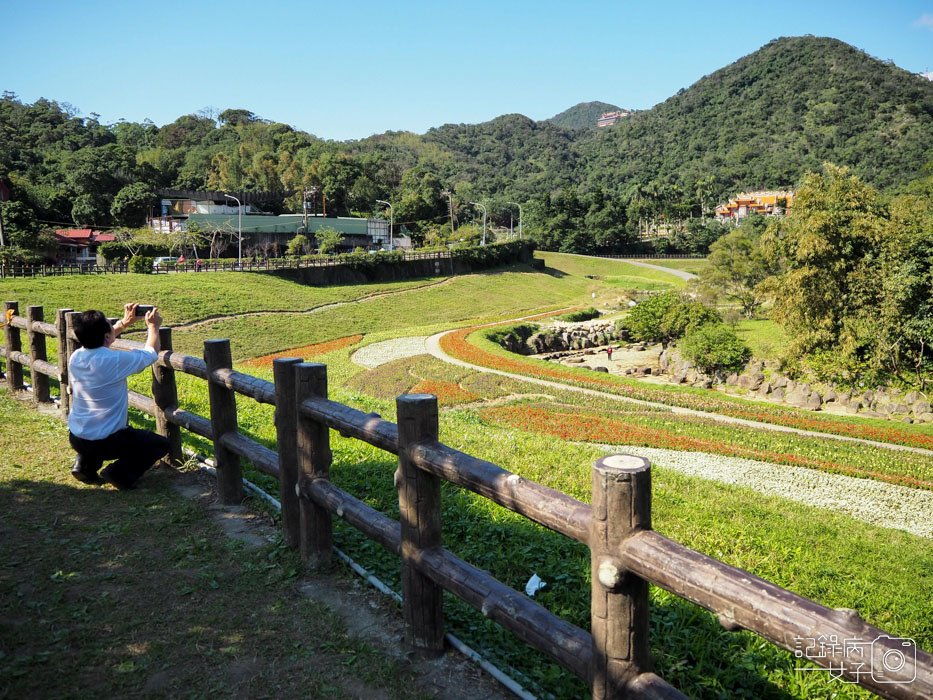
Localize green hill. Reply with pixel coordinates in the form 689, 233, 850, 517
577, 36, 933, 192
546, 101, 623, 130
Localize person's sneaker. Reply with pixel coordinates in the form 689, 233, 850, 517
71, 459, 104, 485
100, 466, 136, 491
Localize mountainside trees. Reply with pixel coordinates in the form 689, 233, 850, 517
1, 36, 931, 261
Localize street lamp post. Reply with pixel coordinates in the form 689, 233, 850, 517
223, 193, 243, 269
469, 201, 487, 245
375, 199, 393, 250
303, 187, 318, 232
507, 201, 523, 239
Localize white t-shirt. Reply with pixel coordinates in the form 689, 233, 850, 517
67, 345, 158, 440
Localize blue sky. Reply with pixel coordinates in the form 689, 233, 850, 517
3, 1, 932, 140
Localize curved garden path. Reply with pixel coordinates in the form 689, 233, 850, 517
616, 259, 697, 281
424, 330, 933, 457
350, 333, 932, 537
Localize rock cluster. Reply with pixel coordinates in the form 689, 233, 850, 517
526, 321, 624, 354
659, 349, 933, 423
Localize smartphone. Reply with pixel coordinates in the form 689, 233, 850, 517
135, 304, 154, 316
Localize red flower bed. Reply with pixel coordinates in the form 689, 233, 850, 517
481, 405, 932, 490
244, 334, 364, 368
410, 380, 477, 407
440, 327, 933, 451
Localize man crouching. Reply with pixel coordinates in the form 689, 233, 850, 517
68, 303, 169, 489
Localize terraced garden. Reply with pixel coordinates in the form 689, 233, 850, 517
1, 252, 930, 699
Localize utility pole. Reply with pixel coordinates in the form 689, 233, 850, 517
442, 190, 454, 233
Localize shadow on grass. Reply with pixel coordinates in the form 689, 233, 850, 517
0, 471, 417, 700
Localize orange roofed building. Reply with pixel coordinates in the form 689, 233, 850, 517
54, 228, 116, 265
715, 190, 794, 222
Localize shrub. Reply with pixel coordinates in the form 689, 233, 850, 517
679, 323, 752, 374
559, 307, 601, 323
486, 323, 539, 354
622, 292, 721, 345
129, 255, 153, 274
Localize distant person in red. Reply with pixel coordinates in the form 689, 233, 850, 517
67, 303, 169, 489
177, 254, 185, 266
196, 258, 203, 272
606, 345, 614, 361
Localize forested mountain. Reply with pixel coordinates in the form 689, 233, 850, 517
577, 36, 933, 193
546, 101, 622, 130
1, 36, 931, 259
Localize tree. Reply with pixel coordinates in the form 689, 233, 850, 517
314, 227, 343, 255
701, 217, 777, 317
768, 164, 885, 365
111, 183, 155, 227
679, 323, 751, 375
287, 234, 310, 256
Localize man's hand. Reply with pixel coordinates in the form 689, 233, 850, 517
121, 302, 138, 328
145, 307, 162, 329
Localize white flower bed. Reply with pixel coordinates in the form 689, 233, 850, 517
351, 336, 430, 369
599, 445, 933, 539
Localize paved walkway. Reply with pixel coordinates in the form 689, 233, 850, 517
424, 330, 933, 457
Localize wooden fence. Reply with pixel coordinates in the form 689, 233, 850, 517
1, 300, 931, 699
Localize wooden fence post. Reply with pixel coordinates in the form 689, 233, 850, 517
152, 327, 183, 466
396, 393, 445, 657
204, 339, 243, 504
3, 302, 24, 392
55, 309, 74, 416
294, 362, 332, 568
590, 454, 652, 699
26, 306, 51, 403
273, 357, 302, 549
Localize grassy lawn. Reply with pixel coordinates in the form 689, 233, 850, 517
0, 393, 427, 700
3, 258, 930, 699
735, 318, 788, 359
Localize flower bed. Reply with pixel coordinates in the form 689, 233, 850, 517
410, 379, 478, 407
440, 326, 933, 450
481, 405, 933, 490
243, 334, 364, 368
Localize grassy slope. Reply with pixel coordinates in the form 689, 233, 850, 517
5, 258, 931, 698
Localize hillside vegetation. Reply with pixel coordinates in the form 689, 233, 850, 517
2, 36, 931, 260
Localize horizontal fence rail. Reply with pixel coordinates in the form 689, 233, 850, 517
1, 301, 931, 699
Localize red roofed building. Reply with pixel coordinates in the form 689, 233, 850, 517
54, 229, 116, 265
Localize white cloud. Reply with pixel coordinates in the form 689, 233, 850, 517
914, 13, 933, 29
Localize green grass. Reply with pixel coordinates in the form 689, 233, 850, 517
4, 260, 931, 699
0, 271, 439, 326
0, 392, 426, 700
735, 319, 788, 360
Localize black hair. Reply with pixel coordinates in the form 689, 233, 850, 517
73, 310, 111, 349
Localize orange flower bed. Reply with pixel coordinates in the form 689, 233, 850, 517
244, 334, 364, 368
410, 380, 477, 406
440, 327, 933, 451
481, 405, 933, 490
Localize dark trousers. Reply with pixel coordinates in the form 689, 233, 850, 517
69, 427, 170, 487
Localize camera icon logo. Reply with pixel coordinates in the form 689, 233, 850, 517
871, 636, 917, 684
